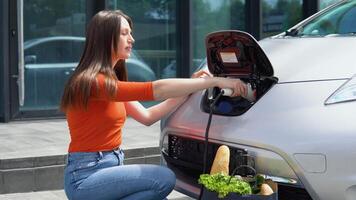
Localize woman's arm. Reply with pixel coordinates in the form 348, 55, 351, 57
152, 76, 246, 100
125, 70, 212, 126
124, 97, 187, 126
126, 70, 247, 126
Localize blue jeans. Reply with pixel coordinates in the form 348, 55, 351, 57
64, 148, 176, 200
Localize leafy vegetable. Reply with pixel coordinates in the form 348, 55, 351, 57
252, 174, 265, 194
198, 173, 252, 198
256, 174, 265, 186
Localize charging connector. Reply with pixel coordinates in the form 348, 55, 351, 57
221, 83, 256, 102
221, 88, 233, 97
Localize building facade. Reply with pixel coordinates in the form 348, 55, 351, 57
0, 0, 340, 122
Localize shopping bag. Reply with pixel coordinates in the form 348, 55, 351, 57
201, 188, 277, 200
200, 165, 278, 200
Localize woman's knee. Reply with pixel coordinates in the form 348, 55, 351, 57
164, 167, 176, 187
157, 166, 176, 191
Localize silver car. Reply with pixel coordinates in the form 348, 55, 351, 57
160, 1, 356, 200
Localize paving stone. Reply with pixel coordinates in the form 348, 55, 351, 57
0, 189, 193, 200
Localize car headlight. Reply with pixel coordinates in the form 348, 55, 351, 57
325, 75, 356, 105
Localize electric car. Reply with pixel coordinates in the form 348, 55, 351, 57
160, 1, 356, 200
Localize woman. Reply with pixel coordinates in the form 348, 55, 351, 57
61, 10, 246, 200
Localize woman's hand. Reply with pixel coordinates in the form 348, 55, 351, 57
214, 77, 247, 97
191, 70, 246, 97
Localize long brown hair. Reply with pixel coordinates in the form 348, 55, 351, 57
60, 10, 132, 111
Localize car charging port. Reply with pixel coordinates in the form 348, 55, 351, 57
201, 86, 253, 116
201, 30, 278, 116
201, 76, 276, 116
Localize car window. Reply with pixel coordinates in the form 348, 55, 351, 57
338, 6, 356, 34
25, 39, 84, 64
299, 1, 356, 36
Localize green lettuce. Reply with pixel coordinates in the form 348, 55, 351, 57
198, 173, 252, 198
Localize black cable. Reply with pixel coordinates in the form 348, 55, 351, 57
197, 89, 225, 200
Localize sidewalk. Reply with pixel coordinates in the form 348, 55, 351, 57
0, 118, 161, 159
0, 118, 194, 199
0, 190, 193, 200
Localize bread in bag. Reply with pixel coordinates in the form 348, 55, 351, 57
259, 183, 274, 195
210, 145, 230, 175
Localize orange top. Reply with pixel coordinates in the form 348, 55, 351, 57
66, 74, 154, 152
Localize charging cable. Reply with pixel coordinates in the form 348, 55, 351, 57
198, 88, 225, 200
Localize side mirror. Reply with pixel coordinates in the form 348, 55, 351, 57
24, 55, 37, 64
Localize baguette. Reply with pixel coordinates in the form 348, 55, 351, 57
265, 179, 278, 193
259, 183, 274, 195
210, 145, 230, 175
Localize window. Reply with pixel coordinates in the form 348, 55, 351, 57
319, 0, 343, 10
300, 1, 356, 36
262, 0, 303, 38
25, 39, 84, 64
21, 0, 86, 111
24, 0, 86, 40
338, 7, 356, 34
106, 0, 176, 79
106, 0, 176, 107
192, 0, 245, 71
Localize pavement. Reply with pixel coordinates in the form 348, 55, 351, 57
0, 118, 160, 160
0, 118, 194, 200
0, 190, 192, 200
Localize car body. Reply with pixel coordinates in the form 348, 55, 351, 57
23, 36, 156, 110
160, 1, 356, 200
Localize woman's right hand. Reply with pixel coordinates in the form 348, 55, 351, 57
214, 77, 247, 97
